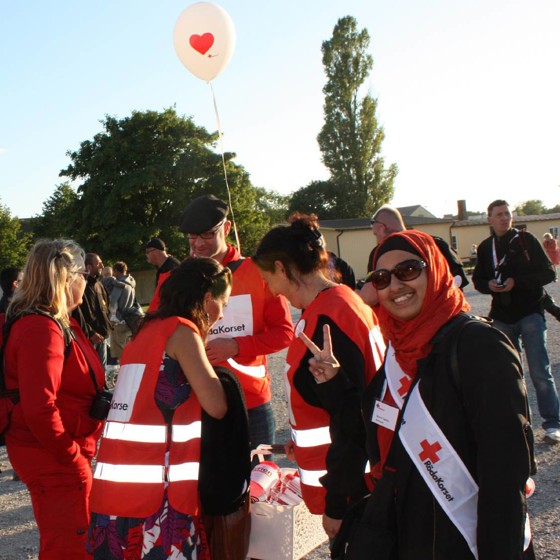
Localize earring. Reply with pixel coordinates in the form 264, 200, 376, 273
205, 312, 210, 323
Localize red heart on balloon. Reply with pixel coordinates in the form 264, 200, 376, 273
189, 33, 214, 55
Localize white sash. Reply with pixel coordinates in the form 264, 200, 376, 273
399, 381, 531, 558
385, 343, 413, 410
400, 382, 479, 558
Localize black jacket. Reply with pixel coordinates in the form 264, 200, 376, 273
155, 256, 181, 287
74, 276, 112, 338
294, 315, 370, 520
473, 228, 556, 323
199, 367, 251, 515
356, 315, 534, 560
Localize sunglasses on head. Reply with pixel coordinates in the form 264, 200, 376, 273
367, 259, 427, 290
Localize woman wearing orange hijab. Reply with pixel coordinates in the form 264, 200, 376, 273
312, 231, 536, 560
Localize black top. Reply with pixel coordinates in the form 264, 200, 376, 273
74, 277, 112, 338
356, 316, 534, 560
155, 255, 181, 287
293, 315, 369, 520
473, 228, 556, 323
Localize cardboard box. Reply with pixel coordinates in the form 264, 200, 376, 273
247, 498, 327, 560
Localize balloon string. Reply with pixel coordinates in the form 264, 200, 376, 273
209, 81, 241, 253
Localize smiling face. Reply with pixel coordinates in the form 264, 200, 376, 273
375, 249, 428, 321
188, 220, 231, 262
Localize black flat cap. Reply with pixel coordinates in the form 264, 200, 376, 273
145, 237, 166, 251
178, 194, 229, 234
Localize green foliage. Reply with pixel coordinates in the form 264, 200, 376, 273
32, 182, 80, 240
288, 180, 342, 220
316, 16, 397, 218
59, 108, 270, 265
0, 200, 32, 269
515, 200, 547, 216
253, 187, 290, 225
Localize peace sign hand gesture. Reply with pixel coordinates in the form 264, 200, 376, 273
298, 324, 341, 384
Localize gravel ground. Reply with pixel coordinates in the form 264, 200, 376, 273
1, 281, 559, 559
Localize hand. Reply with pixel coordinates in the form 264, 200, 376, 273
284, 440, 296, 461
205, 337, 239, 364
90, 332, 104, 344
501, 277, 515, 292
322, 514, 343, 540
298, 324, 340, 383
489, 278, 515, 292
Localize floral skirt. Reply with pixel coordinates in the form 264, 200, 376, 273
88, 497, 210, 560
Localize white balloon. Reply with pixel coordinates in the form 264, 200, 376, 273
173, 2, 236, 82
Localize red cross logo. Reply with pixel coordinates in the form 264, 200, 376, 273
397, 375, 412, 397
419, 439, 442, 463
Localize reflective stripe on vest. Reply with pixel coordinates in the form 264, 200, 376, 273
168, 462, 199, 482
94, 462, 164, 483
291, 425, 331, 448
103, 421, 167, 443
227, 358, 266, 378
172, 421, 202, 443
298, 467, 327, 487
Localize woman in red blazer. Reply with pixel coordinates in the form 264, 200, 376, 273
3, 239, 105, 559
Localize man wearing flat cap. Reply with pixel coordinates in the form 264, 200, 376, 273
164, 194, 293, 450
145, 237, 181, 305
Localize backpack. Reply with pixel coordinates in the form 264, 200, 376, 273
0, 310, 72, 446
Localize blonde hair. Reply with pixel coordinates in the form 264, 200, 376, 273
8, 239, 85, 325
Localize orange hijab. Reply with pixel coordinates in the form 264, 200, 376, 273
373, 230, 470, 375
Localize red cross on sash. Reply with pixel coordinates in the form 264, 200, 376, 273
419, 439, 442, 463
385, 343, 413, 409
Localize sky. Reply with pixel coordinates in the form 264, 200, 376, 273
2, 0, 560, 220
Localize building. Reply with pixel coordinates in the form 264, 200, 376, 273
319, 206, 560, 280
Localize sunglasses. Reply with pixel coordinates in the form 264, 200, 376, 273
370, 218, 385, 226
367, 259, 427, 290
187, 220, 225, 240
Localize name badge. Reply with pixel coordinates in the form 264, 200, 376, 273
371, 400, 399, 431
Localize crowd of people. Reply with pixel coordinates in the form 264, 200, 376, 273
0, 195, 558, 560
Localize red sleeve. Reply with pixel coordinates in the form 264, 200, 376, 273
235, 288, 294, 358
148, 270, 172, 312
9, 316, 84, 467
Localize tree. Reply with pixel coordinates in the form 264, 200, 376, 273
317, 16, 397, 218
32, 182, 80, 240
60, 108, 269, 266
288, 180, 343, 220
515, 200, 546, 216
254, 187, 290, 225
0, 199, 32, 269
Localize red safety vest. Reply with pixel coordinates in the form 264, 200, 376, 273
209, 257, 273, 408
90, 316, 202, 517
286, 286, 385, 514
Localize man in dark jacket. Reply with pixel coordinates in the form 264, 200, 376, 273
144, 237, 181, 288
473, 199, 559, 444
74, 253, 112, 367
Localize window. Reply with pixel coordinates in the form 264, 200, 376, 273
451, 235, 458, 251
